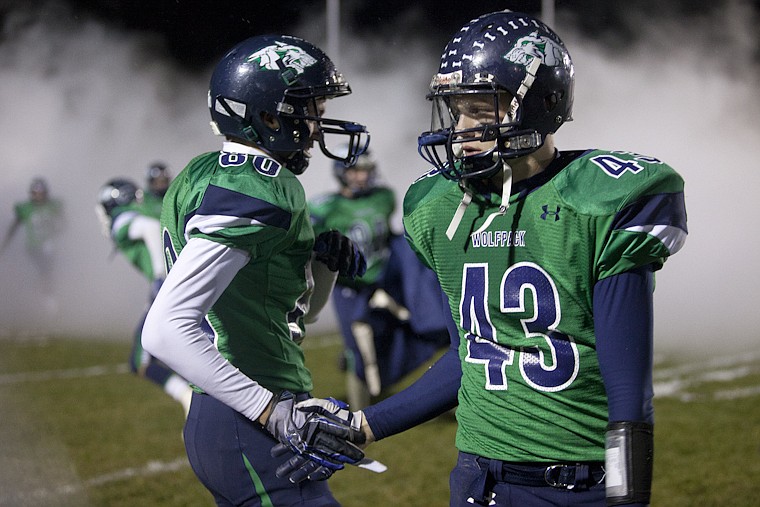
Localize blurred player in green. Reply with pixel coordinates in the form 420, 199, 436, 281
310, 148, 449, 408
142, 161, 171, 217
1, 177, 63, 316
96, 178, 192, 414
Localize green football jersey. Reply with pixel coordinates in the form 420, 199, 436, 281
403, 149, 687, 462
110, 204, 158, 281
309, 187, 395, 286
14, 199, 62, 250
161, 146, 315, 394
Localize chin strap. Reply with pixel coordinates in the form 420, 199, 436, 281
472, 163, 512, 237
446, 163, 513, 241
445, 186, 473, 241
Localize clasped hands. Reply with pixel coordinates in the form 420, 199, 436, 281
262, 392, 374, 483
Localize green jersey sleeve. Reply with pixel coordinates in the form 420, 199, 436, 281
555, 150, 688, 280
110, 205, 157, 280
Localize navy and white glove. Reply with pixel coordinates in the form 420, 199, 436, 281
265, 393, 365, 483
313, 230, 367, 279
269, 396, 365, 484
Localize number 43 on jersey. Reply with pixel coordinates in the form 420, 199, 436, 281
461, 261, 580, 392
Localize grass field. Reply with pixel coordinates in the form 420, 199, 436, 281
1, 334, 759, 506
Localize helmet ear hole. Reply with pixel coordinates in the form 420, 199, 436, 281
544, 92, 560, 112
261, 111, 280, 130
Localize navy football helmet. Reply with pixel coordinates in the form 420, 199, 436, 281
333, 145, 377, 196
418, 10, 574, 181
208, 35, 369, 175
145, 161, 171, 198
97, 178, 141, 216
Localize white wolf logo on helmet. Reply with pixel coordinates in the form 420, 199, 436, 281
504, 31, 565, 67
247, 41, 318, 75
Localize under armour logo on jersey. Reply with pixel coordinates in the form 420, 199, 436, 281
541, 205, 561, 221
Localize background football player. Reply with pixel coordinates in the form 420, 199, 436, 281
310, 148, 450, 408
96, 178, 192, 414
142, 161, 172, 217
1, 177, 64, 318
142, 35, 372, 505
296, 10, 687, 507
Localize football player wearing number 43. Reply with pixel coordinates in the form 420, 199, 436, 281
142, 34, 374, 506
314, 10, 688, 507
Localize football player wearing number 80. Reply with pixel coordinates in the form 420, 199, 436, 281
351, 10, 688, 507
142, 34, 370, 506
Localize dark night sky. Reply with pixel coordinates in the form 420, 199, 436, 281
4, 0, 758, 71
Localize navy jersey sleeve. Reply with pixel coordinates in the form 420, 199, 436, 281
594, 264, 655, 424
363, 289, 461, 440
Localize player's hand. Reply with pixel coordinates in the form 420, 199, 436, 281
264, 393, 365, 483
271, 442, 336, 483
313, 230, 367, 279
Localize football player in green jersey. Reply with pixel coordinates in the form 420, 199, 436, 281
142, 35, 372, 506
96, 178, 192, 415
310, 148, 450, 409
1, 177, 63, 313
141, 161, 171, 218
334, 10, 686, 507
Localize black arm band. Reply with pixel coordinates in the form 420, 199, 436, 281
605, 421, 654, 506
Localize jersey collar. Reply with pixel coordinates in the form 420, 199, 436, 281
222, 141, 269, 157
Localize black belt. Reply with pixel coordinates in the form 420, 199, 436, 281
495, 462, 605, 489
467, 457, 605, 503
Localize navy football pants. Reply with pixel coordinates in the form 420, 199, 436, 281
184, 392, 340, 507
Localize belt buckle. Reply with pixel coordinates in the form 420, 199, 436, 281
544, 465, 575, 490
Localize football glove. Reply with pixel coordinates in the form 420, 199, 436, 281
264, 393, 365, 483
313, 230, 367, 279
272, 442, 336, 483
269, 396, 365, 484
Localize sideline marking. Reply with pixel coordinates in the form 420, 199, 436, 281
0, 457, 189, 504
0, 364, 130, 385
0, 335, 341, 386
654, 351, 760, 401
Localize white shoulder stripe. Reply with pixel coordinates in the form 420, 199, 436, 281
185, 214, 265, 240
624, 224, 687, 255
111, 210, 138, 235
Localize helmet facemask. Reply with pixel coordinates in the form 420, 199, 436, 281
276, 83, 370, 174
419, 63, 544, 184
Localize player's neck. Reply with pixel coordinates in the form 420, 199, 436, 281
489, 136, 557, 189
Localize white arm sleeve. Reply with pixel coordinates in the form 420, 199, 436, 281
142, 237, 273, 422
127, 215, 167, 279
304, 255, 338, 324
